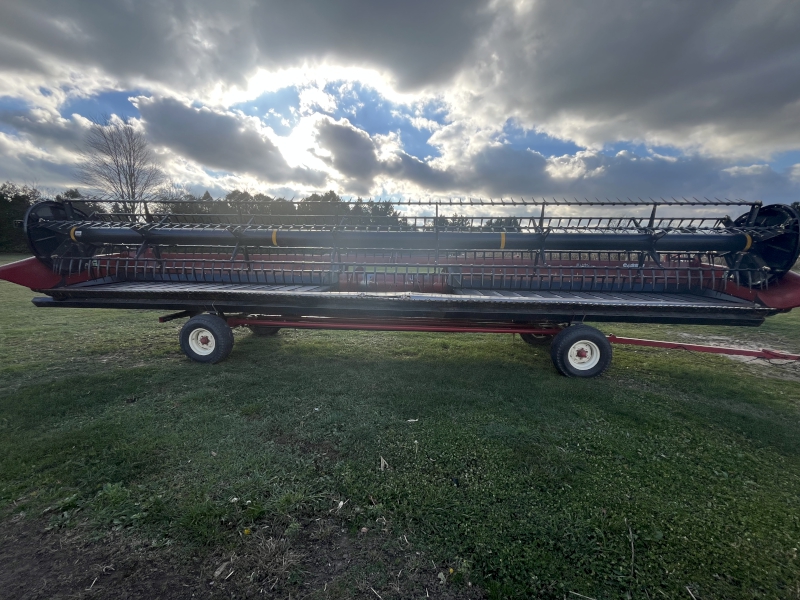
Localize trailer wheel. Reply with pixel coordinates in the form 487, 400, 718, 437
248, 326, 281, 336
520, 333, 552, 346
180, 314, 234, 364
550, 325, 612, 378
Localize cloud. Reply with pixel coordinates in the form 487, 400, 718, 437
2, 96, 799, 204
247, 0, 491, 90
406, 116, 442, 132
791, 164, 800, 185
3, 0, 800, 163
722, 164, 772, 177
298, 87, 337, 115
315, 118, 380, 183
0, 0, 489, 102
0, 108, 87, 148
135, 96, 326, 186
0, 132, 79, 190
1, 0, 800, 202
455, 0, 800, 158
314, 118, 800, 202
315, 117, 451, 194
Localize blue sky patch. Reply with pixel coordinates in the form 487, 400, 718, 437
500, 121, 583, 157
201, 166, 233, 179
0, 96, 31, 112
60, 90, 144, 120
769, 150, 800, 173
0, 97, 34, 137
601, 141, 648, 157
231, 87, 301, 135
325, 82, 442, 159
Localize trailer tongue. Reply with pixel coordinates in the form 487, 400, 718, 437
2, 197, 800, 376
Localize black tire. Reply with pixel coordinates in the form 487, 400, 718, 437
550, 325, 612, 378
180, 314, 234, 364
519, 333, 553, 346
248, 326, 281, 336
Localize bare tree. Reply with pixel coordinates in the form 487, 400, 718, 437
76, 116, 165, 216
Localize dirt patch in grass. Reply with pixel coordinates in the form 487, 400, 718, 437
201, 516, 487, 599
0, 516, 197, 599
0, 515, 486, 599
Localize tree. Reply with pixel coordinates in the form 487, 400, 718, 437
76, 116, 165, 216
350, 198, 402, 228
0, 182, 40, 252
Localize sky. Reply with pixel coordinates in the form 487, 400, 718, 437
1, 0, 800, 203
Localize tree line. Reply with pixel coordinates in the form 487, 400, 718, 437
0, 183, 91, 253
0, 183, 384, 252
0, 182, 521, 253
9, 177, 795, 255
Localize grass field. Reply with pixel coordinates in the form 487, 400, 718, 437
1, 253, 799, 599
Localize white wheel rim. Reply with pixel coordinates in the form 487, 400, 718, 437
567, 340, 601, 370
188, 328, 216, 356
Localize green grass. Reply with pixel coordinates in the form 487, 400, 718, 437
1, 253, 800, 598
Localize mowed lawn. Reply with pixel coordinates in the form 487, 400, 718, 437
1, 253, 800, 599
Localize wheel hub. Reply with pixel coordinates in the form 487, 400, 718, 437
188, 328, 216, 355
567, 340, 601, 370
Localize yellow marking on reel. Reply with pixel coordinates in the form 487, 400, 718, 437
272, 229, 278, 246
69, 226, 78, 242
743, 233, 752, 252
500, 231, 506, 249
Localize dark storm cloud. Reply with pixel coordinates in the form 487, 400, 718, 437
445, 147, 798, 202
0, 0, 488, 93
0, 1, 227, 86
0, 37, 52, 74
315, 119, 381, 182
248, 0, 490, 89
460, 149, 799, 202
477, 1, 800, 154
315, 118, 452, 194
136, 97, 326, 186
390, 153, 454, 191
315, 118, 800, 202
464, 146, 549, 196
0, 110, 85, 148
0, 133, 78, 189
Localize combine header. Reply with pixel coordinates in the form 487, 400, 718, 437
2, 197, 800, 377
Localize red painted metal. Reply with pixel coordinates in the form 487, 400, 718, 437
717, 271, 800, 310
227, 316, 562, 335
607, 334, 800, 360
754, 271, 800, 310
0, 257, 89, 289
